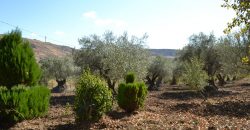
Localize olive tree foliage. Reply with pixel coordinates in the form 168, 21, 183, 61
171, 62, 185, 85
222, 0, 250, 33
146, 56, 174, 90
222, 0, 250, 67
177, 32, 220, 87
39, 56, 80, 86
181, 57, 208, 91
216, 33, 249, 81
73, 31, 150, 93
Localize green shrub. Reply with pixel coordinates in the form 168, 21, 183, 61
126, 72, 135, 83
118, 73, 147, 113
74, 70, 112, 123
0, 29, 41, 88
0, 85, 50, 124
181, 57, 208, 91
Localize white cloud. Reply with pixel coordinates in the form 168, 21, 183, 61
54, 31, 65, 36
82, 11, 127, 28
83, 11, 97, 19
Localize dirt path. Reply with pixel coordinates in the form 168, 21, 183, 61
10, 79, 250, 129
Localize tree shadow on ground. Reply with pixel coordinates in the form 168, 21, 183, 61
0, 121, 16, 130
170, 102, 201, 112
240, 83, 250, 87
159, 90, 237, 100
203, 101, 250, 118
170, 101, 250, 118
50, 95, 75, 106
159, 90, 202, 100
107, 110, 130, 120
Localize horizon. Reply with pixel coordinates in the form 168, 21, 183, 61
0, 0, 235, 49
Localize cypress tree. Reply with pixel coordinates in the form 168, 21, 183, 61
0, 29, 41, 88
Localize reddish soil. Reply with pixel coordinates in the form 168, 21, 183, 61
10, 78, 250, 130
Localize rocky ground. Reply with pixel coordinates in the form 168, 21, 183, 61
10, 78, 250, 130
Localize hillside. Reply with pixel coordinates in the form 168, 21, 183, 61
26, 39, 177, 60
149, 49, 177, 58
25, 38, 73, 61
0, 36, 177, 60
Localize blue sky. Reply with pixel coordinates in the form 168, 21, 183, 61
0, 0, 235, 49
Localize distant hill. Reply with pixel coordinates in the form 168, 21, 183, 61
149, 49, 177, 58
25, 39, 73, 61
0, 35, 177, 60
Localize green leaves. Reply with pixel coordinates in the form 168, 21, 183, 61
118, 73, 147, 113
125, 72, 135, 83
222, 0, 250, 33
39, 56, 79, 81
0, 29, 41, 88
182, 57, 208, 91
74, 31, 150, 91
146, 56, 174, 90
74, 69, 112, 122
0, 85, 50, 124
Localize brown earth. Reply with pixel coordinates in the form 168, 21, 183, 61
26, 39, 73, 61
10, 78, 250, 130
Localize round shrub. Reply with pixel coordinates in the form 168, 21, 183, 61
74, 69, 112, 123
118, 73, 147, 113
0, 29, 41, 88
125, 72, 135, 83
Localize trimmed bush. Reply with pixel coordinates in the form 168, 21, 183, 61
0, 29, 41, 88
0, 85, 50, 124
118, 73, 147, 113
126, 72, 135, 83
74, 70, 112, 123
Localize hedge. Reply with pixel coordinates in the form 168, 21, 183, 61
0, 85, 50, 124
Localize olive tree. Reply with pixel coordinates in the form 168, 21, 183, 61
73, 31, 150, 94
39, 56, 79, 89
146, 56, 174, 90
222, 0, 250, 67
178, 32, 220, 88
216, 33, 249, 80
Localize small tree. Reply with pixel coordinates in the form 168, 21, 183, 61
171, 63, 185, 85
39, 56, 79, 90
146, 56, 173, 90
0, 29, 41, 88
216, 33, 248, 84
178, 33, 220, 88
181, 57, 208, 91
74, 31, 150, 94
